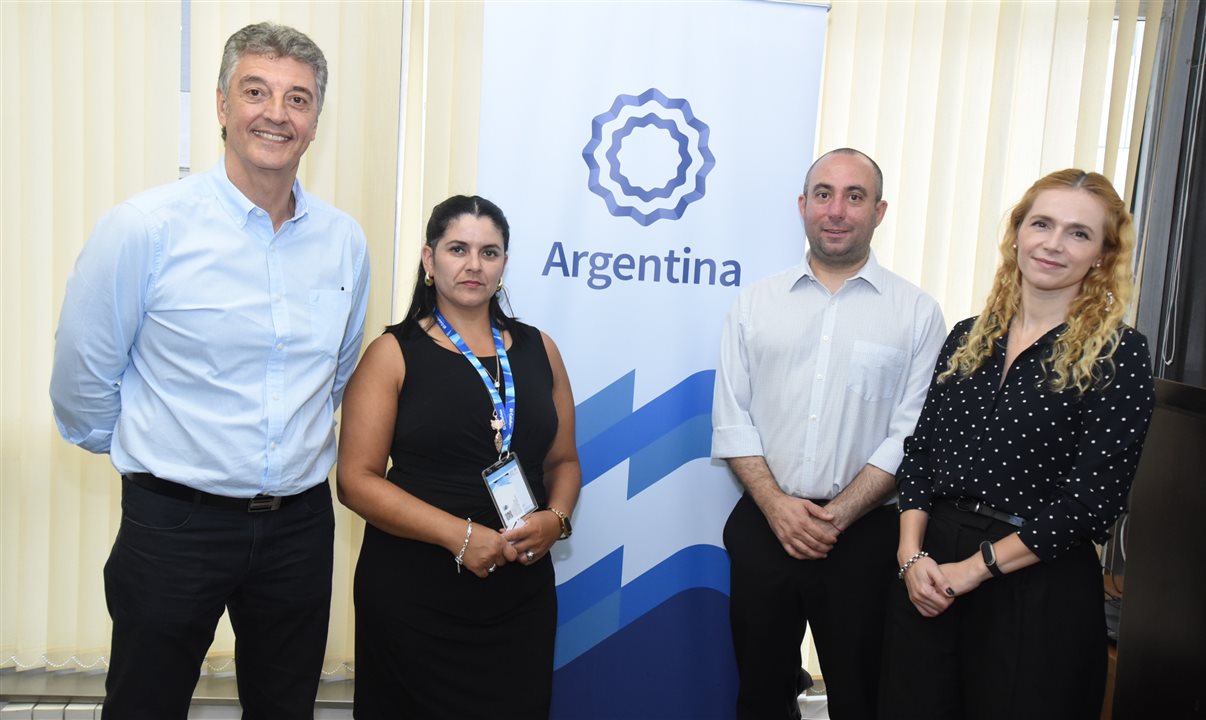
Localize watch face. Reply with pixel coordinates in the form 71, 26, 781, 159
980, 540, 1003, 577
549, 507, 572, 538
980, 540, 996, 566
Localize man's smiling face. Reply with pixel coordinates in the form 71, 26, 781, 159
217, 53, 319, 187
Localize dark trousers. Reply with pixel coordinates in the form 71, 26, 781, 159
877, 501, 1107, 720
102, 476, 335, 720
725, 493, 897, 720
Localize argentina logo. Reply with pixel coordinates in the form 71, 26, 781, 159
583, 88, 715, 226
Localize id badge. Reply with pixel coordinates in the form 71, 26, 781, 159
482, 453, 537, 530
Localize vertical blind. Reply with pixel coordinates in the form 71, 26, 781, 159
2, 0, 181, 672
818, 0, 1161, 324
1, 0, 401, 677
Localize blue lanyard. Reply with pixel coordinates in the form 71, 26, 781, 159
432, 310, 516, 456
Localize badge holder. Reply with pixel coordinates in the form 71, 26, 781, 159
482, 453, 537, 530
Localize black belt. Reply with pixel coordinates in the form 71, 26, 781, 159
125, 473, 323, 513
942, 497, 1027, 528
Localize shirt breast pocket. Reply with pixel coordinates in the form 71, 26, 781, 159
309, 289, 353, 360
847, 340, 906, 402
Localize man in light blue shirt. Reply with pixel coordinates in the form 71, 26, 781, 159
50, 22, 369, 720
712, 149, 945, 720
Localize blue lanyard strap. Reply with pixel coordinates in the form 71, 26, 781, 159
433, 310, 516, 455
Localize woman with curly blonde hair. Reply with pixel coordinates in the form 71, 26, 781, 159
879, 170, 1156, 719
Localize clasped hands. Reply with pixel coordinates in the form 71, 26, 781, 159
766, 495, 847, 560
901, 554, 987, 617
459, 511, 561, 579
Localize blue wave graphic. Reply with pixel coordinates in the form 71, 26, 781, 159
576, 369, 714, 499
551, 586, 737, 720
575, 371, 635, 447
557, 548, 623, 626
555, 369, 730, 673
554, 544, 730, 670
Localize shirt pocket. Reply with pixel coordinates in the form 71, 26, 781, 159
309, 289, 353, 360
847, 340, 906, 402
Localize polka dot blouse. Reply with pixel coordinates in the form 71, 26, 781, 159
896, 316, 1156, 562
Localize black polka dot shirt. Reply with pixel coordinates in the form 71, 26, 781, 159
897, 316, 1156, 562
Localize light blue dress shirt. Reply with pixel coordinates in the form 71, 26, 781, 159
711, 250, 946, 500
51, 161, 370, 497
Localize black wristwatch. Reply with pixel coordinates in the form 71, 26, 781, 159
980, 540, 1004, 578
547, 506, 572, 540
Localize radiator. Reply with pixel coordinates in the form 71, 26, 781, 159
0, 704, 99, 719
0, 699, 352, 719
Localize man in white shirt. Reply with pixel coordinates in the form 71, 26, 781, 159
712, 148, 946, 719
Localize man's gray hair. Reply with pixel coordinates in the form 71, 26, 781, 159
217, 22, 328, 139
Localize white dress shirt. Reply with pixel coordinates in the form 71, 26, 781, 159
712, 250, 945, 500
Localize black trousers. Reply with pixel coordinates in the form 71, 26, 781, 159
725, 493, 897, 720
102, 476, 335, 720
877, 501, 1107, 720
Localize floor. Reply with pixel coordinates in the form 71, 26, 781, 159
4, 672, 834, 719
0, 697, 825, 720
797, 677, 830, 719
799, 693, 831, 719
0, 670, 355, 719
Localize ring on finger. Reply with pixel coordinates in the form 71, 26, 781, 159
525, 550, 535, 562
488, 564, 496, 573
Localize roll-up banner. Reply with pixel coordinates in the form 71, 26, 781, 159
477, 2, 828, 717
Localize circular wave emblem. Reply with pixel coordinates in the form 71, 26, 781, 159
583, 88, 715, 226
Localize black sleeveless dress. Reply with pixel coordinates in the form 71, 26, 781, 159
353, 320, 558, 719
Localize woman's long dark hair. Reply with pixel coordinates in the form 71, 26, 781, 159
394, 195, 516, 337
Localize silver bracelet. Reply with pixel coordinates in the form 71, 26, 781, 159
454, 519, 473, 574
897, 551, 929, 579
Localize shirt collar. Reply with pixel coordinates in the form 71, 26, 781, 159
790, 248, 887, 293
208, 160, 308, 227
997, 321, 1069, 351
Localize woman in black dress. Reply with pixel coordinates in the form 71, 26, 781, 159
337, 196, 581, 719
879, 170, 1155, 719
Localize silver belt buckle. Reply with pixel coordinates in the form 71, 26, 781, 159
247, 494, 282, 512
